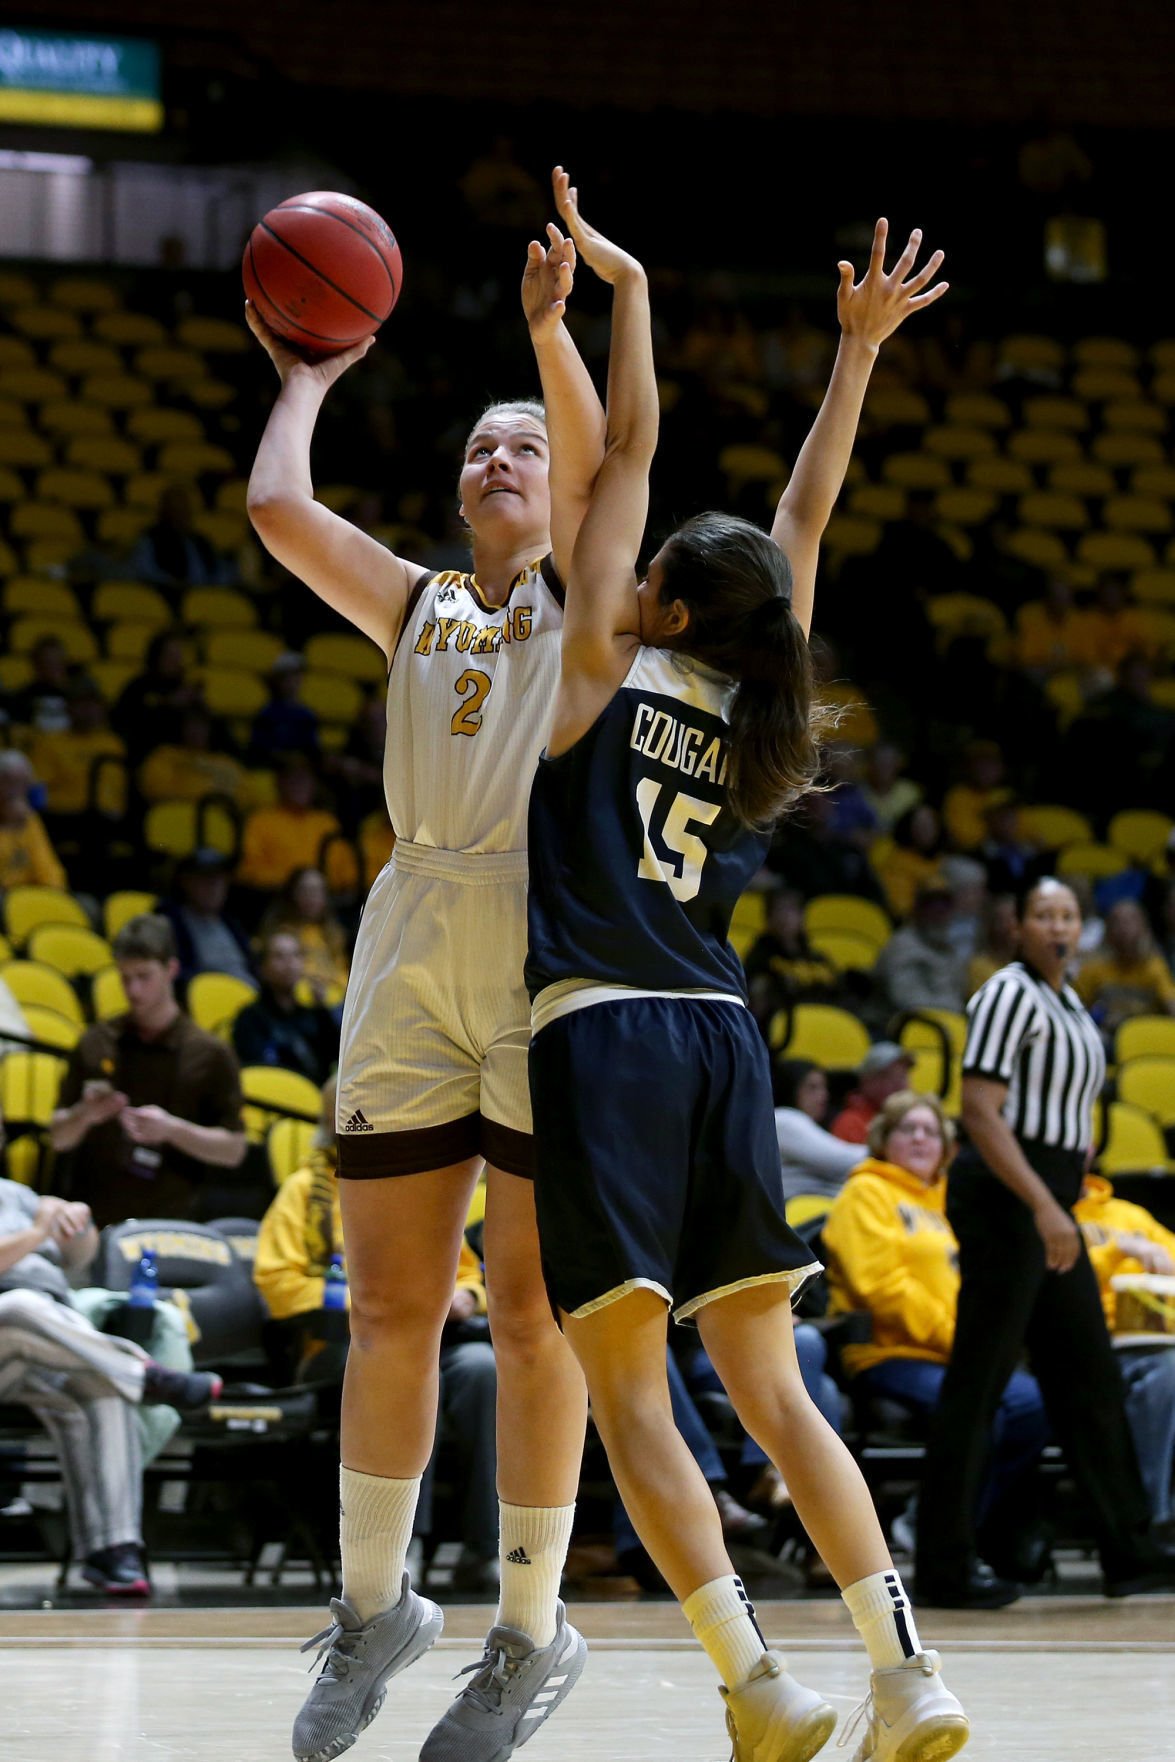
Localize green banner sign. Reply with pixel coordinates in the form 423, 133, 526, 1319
0, 29, 162, 131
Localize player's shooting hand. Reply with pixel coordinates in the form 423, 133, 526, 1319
552, 167, 643, 286
836, 218, 948, 348
523, 224, 576, 340
245, 301, 375, 391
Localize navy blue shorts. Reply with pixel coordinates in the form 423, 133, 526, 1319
529, 996, 820, 1323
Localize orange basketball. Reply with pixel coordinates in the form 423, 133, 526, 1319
242, 190, 402, 358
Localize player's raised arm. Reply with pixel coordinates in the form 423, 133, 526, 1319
244, 306, 424, 661
522, 175, 607, 586
771, 219, 947, 638
551, 176, 657, 690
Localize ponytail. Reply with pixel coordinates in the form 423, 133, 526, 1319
657, 511, 837, 829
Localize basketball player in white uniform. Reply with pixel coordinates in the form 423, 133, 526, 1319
246, 200, 601, 1762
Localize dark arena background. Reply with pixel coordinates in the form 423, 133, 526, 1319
1, 6, 1174, 1759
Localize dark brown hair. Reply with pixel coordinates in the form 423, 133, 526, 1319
113, 913, 177, 965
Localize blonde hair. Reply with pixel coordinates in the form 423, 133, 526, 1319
463, 400, 547, 454
867, 1089, 956, 1177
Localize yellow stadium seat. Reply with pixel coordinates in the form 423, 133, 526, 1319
47, 340, 124, 379
1007, 430, 1084, 468
9, 616, 98, 663
0, 337, 37, 369
999, 334, 1065, 374
0, 536, 17, 574
182, 586, 256, 629
38, 400, 117, 439
805, 928, 880, 971
215, 479, 249, 515
184, 379, 236, 410
9, 305, 82, 341
193, 511, 248, 551
90, 964, 129, 1020
19, 1003, 82, 1051
241, 1065, 320, 1118
730, 891, 768, 942
1043, 671, 1086, 727
0, 578, 83, 621
1104, 496, 1172, 535
1071, 368, 1143, 403
62, 437, 142, 477
304, 631, 387, 683
944, 393, 1012, 430
299, 669, 364, 726
0, 271, 37, 305
1131, 568, 1175, 606
202, 629, 286, 673
124, 470, 203, 513
1102, 400, 1166, 434
925, 593, 1006, 644
718, 444, 788, 496
3, 886, 91, 949
899, 1008, 968, 1056
0, 392, 29, 422
198, 667, 268, 719
92, 581, 171, 626
819, 683, 879, 745
134, 347, 206, 382
125, 407, 205, 444
89, 660, 136, 703
934, 487, 998, 527
144, 799, 239, 862
903, 1045, 948, 1101
1149, 340, 1175, 372
0, 465, 25, 503
848, 483, 906, 522
1097, 1099, 1170, 1176
1022, 395, 1089, 432
1115, 1016, 1175, 1065
880, 453, 952, 491
820, 514, 882, 559
769, 1004, 872, 1068
156, 440, 236, 477
785, 1194, 833, 1230
80, 374, 154, 410
1091, 431, 1165, 468
0, 657, 33, 694
1056, 841, 1130, 880
1133, 608, 1175, 658
0, 429, 54, 469
26, 924, 113, 980
93, 311, 167, 347
1117, 1056, 1175, 1130
35, 467, 115, 512
1019, 804, 1093, 848
1152, 371, 1175, 406
1073, 337, 1139, 371
105, 620, 167, 663
1131, 465, 1175, 500
922, 425, 997, 461
267, 1115, 319, 1185
187, 972, 258, 1036
1074, 531, 1157, 572
865, 387, 931, 426
48, 276, 119, 313
962, 456, 1034, 495
805, 894, 892, 950
100, 892, 158, 944
176, 316, 250, 354
23, 539, 78, 574
7, 504, 86, 548
1046, 460, 1116, 498
1149, 678, 1175, 712
0, 959, 85, 1024
0, 365, 69, 404
1017, 491, 1089, 532
1106, 811, 1173, 865
0, 1050, 69, 1129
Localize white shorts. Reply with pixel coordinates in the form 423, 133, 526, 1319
336, 840, 534, 1179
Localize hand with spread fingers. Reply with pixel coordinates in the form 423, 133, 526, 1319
551, 165, 644, 286
523, 222, 577, 341
836, 217, 948, 347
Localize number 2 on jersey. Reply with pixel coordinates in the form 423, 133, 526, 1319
451, 668, 492, 736
635, 779, 720, 902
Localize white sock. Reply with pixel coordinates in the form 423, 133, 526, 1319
339, 1466, 421, 1623
496, 1502, 575, 1647
683, 1575, 768, 1690
842, 1569, 923, 1670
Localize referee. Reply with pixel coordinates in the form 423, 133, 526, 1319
915, 877, 1175, 1604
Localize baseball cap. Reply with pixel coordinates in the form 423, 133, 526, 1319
859, 1041, 916, 1077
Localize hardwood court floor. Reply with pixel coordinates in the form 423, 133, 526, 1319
1, 1596, 1173, 1761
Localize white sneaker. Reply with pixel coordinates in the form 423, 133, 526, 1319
720, 1652, 837, 1762
839, 1651, 969, 1762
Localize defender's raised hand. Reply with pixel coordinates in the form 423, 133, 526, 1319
836, 218, 948, 346
522, 223, 577, 340
552, 166, 643, 285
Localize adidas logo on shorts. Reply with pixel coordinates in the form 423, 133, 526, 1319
506, 1546, 532, 1566
342, 1109, 374, 1133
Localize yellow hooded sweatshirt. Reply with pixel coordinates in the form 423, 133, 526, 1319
1073, 1174, 1175, 1333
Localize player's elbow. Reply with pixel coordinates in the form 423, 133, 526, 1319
246, 486, 308, 544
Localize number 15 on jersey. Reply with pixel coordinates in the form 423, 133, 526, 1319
635, 779, 721, 903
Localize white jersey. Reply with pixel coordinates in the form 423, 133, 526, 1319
384, 555, 564, 853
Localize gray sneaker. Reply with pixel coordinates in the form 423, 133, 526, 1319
419, 1601, 587, 1762
293, 1572, 444, 1762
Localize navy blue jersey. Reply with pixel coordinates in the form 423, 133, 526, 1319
526, 647, 769, 1000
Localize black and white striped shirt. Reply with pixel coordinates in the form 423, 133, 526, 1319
963, 961, 1106, 1152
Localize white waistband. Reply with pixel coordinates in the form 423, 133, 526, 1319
392, 839, 529, 885
531, 978, 745, 1036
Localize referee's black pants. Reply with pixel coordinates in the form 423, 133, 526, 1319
915, 1156, 1153, 1589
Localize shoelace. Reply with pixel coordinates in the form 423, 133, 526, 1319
301, 1620, 357, 1681
452, 1642, 524, 1713
836, 1690, 874, 1754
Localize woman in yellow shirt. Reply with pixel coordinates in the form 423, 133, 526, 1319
873, 803, 948, 920
1076, 899, 1175, 1032
0, 750, 67, 891
258, 866, 349, 1003
823, 1090, 1049, 1572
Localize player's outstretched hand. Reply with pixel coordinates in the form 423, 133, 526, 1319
245, 301, 375, 391
523, 223, 576, 340
836, 219, 948, 347
552, 166, 643, 286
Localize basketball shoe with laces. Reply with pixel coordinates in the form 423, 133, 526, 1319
837, 1650, 969, 1762
719, 1651, 837, 1762
419, 1599, 586, 1762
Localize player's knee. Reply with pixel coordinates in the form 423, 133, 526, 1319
484, 1285, 558, 1362
347, 1278, 449, 1355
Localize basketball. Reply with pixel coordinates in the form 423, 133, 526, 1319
242, 190, 402, 358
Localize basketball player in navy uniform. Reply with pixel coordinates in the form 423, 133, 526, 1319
525, 172, 968, 1762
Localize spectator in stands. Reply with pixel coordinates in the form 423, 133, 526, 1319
237, 755, 356, 901
1063, 654, 1175, 818
258, 867, 349, 1001
27, 675, 126, 851
743, 887, 839, 1028
1068, 874, 1106, 958
49, 914, 247, 1228
1076, 899, 1175, 1032
772, 1058, 865, 1203
254, 1078, 499, 1589
1083, 578, 1152, 676
138, 701, 248, 807
0, 751, 67, 893
1076, 1175, 1175, 1536
1, 635, 72, 734
830, 1042, 916, 1145
875, 802, 948, 920
767, 790, 884, 903
860, 741, 922, 833
967, 893, 1018, 996
823, 1091, 1050, 1582
160, 849, 254, 987
128, 483, 228, 591
111, 629, 198, 754
977, 795, 1040, 896
874, 880, 968, 1016
0, 1163, 220, 1595
917, 311, 995, 398
872, 488, 961, 596
823, 744, 880, 850
327, 689, 387, 831
246, 653, 321, 769
941, 855, 987, 963
231, 929, 339, 1085
943, 740, 1008, 852
1014, 574, 1089, 679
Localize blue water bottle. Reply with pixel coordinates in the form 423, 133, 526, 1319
323, 1254, 348, 1311
129, 1251, 158, 1310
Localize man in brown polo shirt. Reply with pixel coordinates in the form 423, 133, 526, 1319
50, 915, 248, 1228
